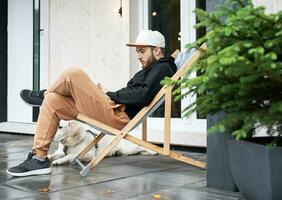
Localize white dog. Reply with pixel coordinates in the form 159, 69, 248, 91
48, 121, 156, 165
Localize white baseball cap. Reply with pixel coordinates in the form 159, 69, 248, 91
126, 30, 165, 48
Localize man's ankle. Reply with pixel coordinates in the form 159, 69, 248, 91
33, 156, 47, 161
32, 149, 47, 158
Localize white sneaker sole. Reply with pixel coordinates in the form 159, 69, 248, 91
6, 167, 51, 177
20, 98, 41, 107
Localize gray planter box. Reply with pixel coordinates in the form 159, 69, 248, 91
228, 139, 282, 200
207, 112, 238, 191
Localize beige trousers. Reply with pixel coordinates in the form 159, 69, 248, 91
33, 68, 130, 157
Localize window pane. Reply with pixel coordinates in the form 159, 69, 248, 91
196, 0, 206, 119
149, 0, 181, 118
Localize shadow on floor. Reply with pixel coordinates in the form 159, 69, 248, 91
0, 133, 243, 200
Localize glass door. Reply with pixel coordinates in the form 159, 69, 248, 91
138, 0, 207, 147
0, 0, 48, 134
149, 0, 181, 118
7, 0, 34, 123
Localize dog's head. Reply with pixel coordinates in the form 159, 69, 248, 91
54, 121, 86, 147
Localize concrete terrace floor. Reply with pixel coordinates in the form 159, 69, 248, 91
0, 133, 244, 200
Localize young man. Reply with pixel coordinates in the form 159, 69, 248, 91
7, 30, 177, 177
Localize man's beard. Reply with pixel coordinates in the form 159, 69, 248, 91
142, 53, 157, 69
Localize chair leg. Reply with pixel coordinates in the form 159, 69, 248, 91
70, 132, 105, 166
121, 134, 206, 169
169, 151, 206, 169
142, 119, 147, 141
164, 86, 172, 155
80, 164, 91, 177
80, 131, 127, 177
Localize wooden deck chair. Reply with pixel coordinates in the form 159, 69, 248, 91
71, 43, 207, 177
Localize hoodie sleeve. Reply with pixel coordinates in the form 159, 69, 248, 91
107, 63, 175, 107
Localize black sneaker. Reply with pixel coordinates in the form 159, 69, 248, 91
7, 152, 51, 177
20, 89, 46, 107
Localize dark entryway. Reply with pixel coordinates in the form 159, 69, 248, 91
0, 0, 8, 122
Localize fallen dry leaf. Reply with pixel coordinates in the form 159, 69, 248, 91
104, 190, 115, 195
152, 193, 162, 199
38, 187, 50, 192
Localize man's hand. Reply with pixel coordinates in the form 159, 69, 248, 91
97, 83, 108, 93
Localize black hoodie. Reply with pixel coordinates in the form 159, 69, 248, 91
107, 56, 177, 119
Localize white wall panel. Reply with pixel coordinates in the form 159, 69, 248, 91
40, 0, 50, 89
253, 0, 282, 13
49, 0, 131, 91
8, 0, 33, 122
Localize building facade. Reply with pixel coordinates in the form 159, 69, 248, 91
0, 0, 281, 146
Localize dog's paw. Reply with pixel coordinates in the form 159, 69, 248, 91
47, 154, 53, 161
51, 157, 67, 165
52, 154, 75, 165
140, 150, 157, 155
48, 152, 65, 161
52, 161, 59, 165
52, 160, 64, 165
47, 154, 56, 161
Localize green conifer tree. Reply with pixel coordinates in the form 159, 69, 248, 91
163, 0, 282, 140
